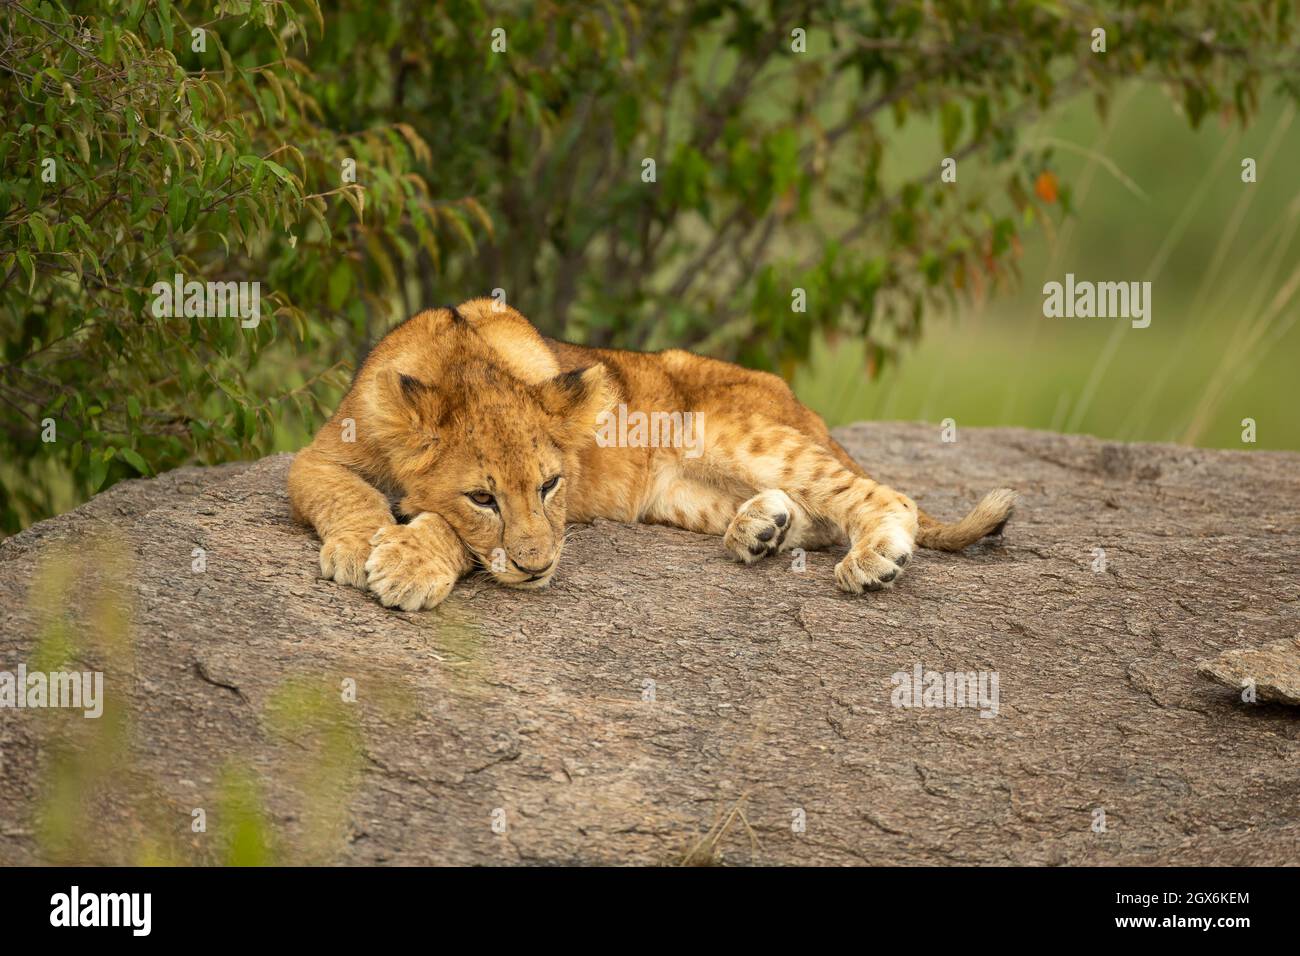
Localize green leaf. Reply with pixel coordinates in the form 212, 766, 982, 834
16, 250, 36, 294
118, 448, 151, 476
262, 160, 301, 195
73, 127, 91, 163
327, 262, 354, 310
941, 102, 964, 153
87, 455, 110, 493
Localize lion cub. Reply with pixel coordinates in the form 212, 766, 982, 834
288, 299, 1015, 610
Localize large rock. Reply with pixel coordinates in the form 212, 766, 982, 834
0, 423, 1297, 865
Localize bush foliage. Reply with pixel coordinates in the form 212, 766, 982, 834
2, 0, 1298, 530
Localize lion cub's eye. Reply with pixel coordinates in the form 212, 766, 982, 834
540, 475, 560, 496
467, 491, 497, 509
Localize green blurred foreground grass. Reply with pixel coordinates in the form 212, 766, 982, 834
27, 542, 370, 865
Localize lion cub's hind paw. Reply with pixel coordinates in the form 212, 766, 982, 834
724, 490, 795, 564
834, 525, 913, 594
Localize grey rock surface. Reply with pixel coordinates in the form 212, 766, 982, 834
1, 423, 1297, 865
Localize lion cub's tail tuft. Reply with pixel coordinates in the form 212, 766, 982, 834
915, 488, 1017, 552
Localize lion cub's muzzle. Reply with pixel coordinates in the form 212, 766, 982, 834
489, 551, 560, 589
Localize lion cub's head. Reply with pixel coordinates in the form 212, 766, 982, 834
364, 310, 612, 589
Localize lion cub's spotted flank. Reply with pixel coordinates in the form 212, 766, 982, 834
288, 299, 1015, 610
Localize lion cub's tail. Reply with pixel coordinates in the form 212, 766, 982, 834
915, 488, 1017, 552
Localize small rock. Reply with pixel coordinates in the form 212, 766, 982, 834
1197, 638, 1300, 705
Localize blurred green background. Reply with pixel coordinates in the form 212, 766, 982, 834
796, 82, 1299, 451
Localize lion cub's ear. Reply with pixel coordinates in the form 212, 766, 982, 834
370, 369, 441, 451
536, 365, 615, 446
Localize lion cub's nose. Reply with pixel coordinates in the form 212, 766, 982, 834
512, 558, 554, 576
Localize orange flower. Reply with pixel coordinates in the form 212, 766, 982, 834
1034, 170, 1059, 203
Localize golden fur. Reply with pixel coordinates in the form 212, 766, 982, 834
288, 299, 1015, 610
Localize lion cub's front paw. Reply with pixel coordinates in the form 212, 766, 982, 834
364, 522, 459, 611
319, 531, 377, 589
725, 490, 795, 563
